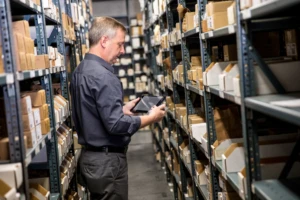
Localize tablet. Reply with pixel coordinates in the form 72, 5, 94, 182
131, 95, 165, 113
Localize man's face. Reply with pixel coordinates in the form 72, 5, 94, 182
106, 28, 125, 64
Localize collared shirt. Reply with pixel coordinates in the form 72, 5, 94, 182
70, 53, 141, 147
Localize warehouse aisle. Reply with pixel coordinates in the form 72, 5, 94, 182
127, 131, 174, 200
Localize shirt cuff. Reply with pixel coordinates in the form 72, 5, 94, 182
128, 116, 141, 135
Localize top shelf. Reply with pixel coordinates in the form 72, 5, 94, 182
241, 0, 300, 20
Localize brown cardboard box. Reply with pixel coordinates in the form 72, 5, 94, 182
21, 95, 32, 115
201, 19, 209, 33
208, 12, 228, 30
191, 56, 201, 66
41, 118, 50, 135
253, 32, 280, 58
30, 54, 37, 70
188, 115, 205, 125
29, 183, 50, 199
185, 12, 195, 32
0, 138, 9, 160
22, 112, 35, 131
223, 44, 237, 61
285, 29, 300, 60
19, 52, 28, 71
26, 90, 46, 107
26, 53, 33, 70
206, 1, 233, 16
35, 55, 50, 69
24, 37, 34, 54
14, 33, 26, 53
24, 128, 37, 148
12, 20, 30, 37
227, 2, 236, 25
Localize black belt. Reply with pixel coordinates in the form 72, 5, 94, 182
83, 145, 128, 154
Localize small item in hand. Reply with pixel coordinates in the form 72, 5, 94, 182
131, 95, 165, 113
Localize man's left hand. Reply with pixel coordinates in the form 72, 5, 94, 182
123, 98, 140, 116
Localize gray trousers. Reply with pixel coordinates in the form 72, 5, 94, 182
79, 149, 128, 200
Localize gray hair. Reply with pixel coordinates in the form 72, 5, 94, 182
89, 17, 126, 47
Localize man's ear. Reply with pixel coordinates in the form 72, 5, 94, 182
99, 36, 109, 48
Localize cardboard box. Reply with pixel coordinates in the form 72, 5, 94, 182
206, 1, 233, 16
285, 29, 300, 60
24, 128, 37, 148
185, 12, 195, 32
233, 76, 240, 97
240, 0, 252, 10
41, 118, 50, 134
21, 95, 32, 115
223, 44, 237, 61
208, 12, 228, 30
35, 124, 42, 141
35, 55, 50, 69
201, 19, 209, 33
14, 33, 26, 53
203, 62, 231, 86
29, 183, 50, 200
0, 179, 18, 200
24, 37, 34, 54
191, 56, 201, 66
0, 138, 9, 160
22, 112, 35, 131
219, 64, 239, 91
191, 123, 207, 143
32, 108, 41, 126
0, 163, 23, 188
227, 2, 236, 25
12, 21, 30, 37
26, 90, 46, 107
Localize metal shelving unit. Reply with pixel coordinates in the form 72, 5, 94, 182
145, 0, 300, 199
0, 0, 93, 198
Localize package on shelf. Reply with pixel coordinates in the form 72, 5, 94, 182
212, 138, 243, 161
179, 139, 189, 156
60, 172, 68, 197
227, 2, 236, 25
24, 90, 46, 107
182, 12, 195, 32
153, 25, 161, 45
219, 63, 239, 91
12, 20, 30, 37
222, 138, 298, 174
240, 0, 252, 10
233, 75, 240, 97
201, 133, 208, 153
238, 159, 300, 197
254, 61, 300, 95
131, 26, 143, 36
204, 1, 233, 31
187, 178, 194, 197
0, 178, 19, 199
218, 191, 240, 200
165, 96, 174, 110
223, 44, 237, 61
54, 95, 69, 117
172, 64, 184, 83
0, 163, 23, 189
195, 160, 207, 185
175, 106, 186, 124
40, 118, 50, 135
161, 34, 169, 49
203, 62, 230, 86
71, 3, 79, 24
35, 54, 50, 69
285, 29, 300, 60
29, 183, 50, 200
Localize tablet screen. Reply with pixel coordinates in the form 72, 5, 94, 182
131, 96, 164, 113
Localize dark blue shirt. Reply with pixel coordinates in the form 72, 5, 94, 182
70, 53, 141, 147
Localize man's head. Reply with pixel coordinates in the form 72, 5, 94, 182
89, 17, 126, 64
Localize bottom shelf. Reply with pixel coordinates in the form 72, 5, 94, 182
252, 178, 300, 200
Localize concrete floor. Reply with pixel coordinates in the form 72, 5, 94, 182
127, 131, 174, 200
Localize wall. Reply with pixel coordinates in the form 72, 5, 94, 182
92, 0, 141, 19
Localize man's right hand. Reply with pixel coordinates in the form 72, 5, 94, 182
149, 104, 166, 123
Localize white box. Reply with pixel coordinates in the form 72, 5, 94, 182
32, 108, 41, 126
191, 123, 207, 143
21, 95, 32, 114
222, 141, 297, 174
254, 61, 300, 95
0, 179, 18, 200
219, 64, 239, 91
132, 38, 141, 48
233, 76, 240, 97
212, 138, 243, 161
227, 2, 236, 25
0, 163, 23, 188
197, 171, 207, 185
35, 124, 42, 141
203, 62, 231, 86
200, 133, 208, 153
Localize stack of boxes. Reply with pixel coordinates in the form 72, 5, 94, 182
42, 0, 60, 22
168, 23, 181, 45
202, 1, 234, 32
187, 56, 203, 89
179, 139, 190, 165
172, 64, 184, 84
0, 163, 23, 199
175, 103, 187, 127
62, 13, 76, 41
54, 95, 69, 129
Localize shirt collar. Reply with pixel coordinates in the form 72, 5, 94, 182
84, 53, 114, 73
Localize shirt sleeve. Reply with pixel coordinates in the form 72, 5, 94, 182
90, 73, 141, 136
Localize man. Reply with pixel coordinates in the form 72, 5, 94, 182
70, 17, 166, 200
